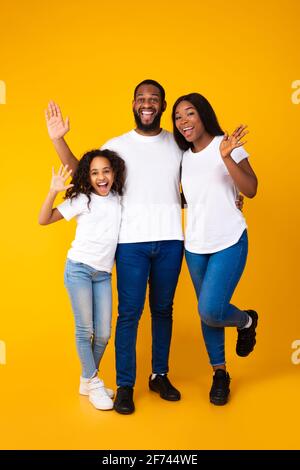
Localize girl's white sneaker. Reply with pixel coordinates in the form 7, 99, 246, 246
79, 376, 114, 399
85, 377, 114, 410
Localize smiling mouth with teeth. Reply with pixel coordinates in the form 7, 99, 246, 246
140, 110, 155, 116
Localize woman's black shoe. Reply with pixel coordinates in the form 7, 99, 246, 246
236, 310, 258, 357
209, 369, 230, 406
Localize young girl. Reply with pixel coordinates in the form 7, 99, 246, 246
172, 93, 258, 406
39, 149, 125, 410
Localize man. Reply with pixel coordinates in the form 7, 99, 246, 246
46, 80, 184, 414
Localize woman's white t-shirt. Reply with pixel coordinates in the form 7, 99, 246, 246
181, 135, 248, 254
57, 192, 121, 272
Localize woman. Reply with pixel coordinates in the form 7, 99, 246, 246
172, 93, 258, 405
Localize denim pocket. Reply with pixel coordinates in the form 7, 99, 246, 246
64, 259, 87, 284
67, 259, 84, 267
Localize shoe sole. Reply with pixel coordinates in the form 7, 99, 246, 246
113, 405, 135, 415
210, 396, 229, 406
89, 398, 114, 411
236, 340, 256, 357
149, 383, 181, 401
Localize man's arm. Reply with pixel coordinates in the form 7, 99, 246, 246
45, 101, 79, 173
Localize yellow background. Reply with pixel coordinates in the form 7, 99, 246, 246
0, 0, 299, 450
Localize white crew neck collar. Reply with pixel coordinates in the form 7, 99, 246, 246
130, 129, 165, 142
91, 191, 113, 200
189, 136, 219, 155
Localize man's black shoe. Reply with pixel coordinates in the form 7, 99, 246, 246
113, 386, 135, 414
149, 374, 181, 401
209, 369, 230, 406
236, 310, 258, 357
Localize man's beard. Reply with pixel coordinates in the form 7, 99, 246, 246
133, 110, 163, 132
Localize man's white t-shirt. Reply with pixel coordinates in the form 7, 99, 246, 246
182, 135, 248, 254
57, 192, 121, 272
101, 129, 184, 243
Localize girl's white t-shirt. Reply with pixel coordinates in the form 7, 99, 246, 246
57, 192, 121, 272
181, 135, 248, 254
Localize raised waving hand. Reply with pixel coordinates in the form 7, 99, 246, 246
38, 164, 73, 225
50, 164, 74, 192
45, 101, 70, 141
220, 125, 248, 159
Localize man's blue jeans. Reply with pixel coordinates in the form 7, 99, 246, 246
185, 230, 249, 366
64, 259, 112, 379
115, 240, 184, 387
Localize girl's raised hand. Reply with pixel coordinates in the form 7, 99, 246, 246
45, 101, 70, 140
50, 165, 74, 193
220, 125, 249, 159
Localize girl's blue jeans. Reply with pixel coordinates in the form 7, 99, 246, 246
185, 230, 249, 366
64, 259, 112, 378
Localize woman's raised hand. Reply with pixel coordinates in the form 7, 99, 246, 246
45, 101, 70, 140
50, 164, 74, 193
220, 125, 248, 159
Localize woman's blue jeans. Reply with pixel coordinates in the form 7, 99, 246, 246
185, 230, 249, 366
64, 259, 112, 379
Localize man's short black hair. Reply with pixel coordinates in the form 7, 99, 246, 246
134, 79, 165, 102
